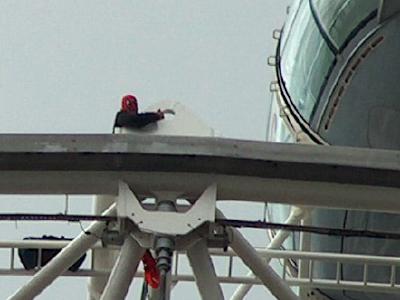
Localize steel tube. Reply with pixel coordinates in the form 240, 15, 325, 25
298, 214, 312, 298
89, 195, 119, 300
230, 208, 304, 300
154, 198, 177, 300
187, 239, 224, 300
100, 235, 145, 300
8, 204, 116, 300
217, 210, 300, 300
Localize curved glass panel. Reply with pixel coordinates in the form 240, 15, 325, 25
280, 0, 302, 53
280, 1, 334, 121
312, 0, 378, 50
279, 0, 378, 123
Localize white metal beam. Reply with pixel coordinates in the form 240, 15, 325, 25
298, 211, 312, 299
187, 239, 224, 300
2, 135, 400, 214
100, 235, 145, 300
230, 207, 305, 300
117, 182, 216, 235
89, 195, 119, 300
4, 247, 400, 294
217, 210, 300, 300
8, 204, 116, 300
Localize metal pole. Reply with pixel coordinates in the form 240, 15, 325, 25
217, 210, 300, 300
8, 204, 116, 300
230, 207, 304, 300
100, 235, 145, 300
187, 238, 224, 300
148, 272, 169, 300
89, 195, 119, 300
154, 198, 177, 300
298, 213, 312, 298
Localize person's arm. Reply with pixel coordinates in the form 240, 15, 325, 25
114, 111, 164, 129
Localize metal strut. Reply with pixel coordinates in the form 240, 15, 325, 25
100, 235, 145, 300
217, 210, 300, 300
8, 204, 117, 300
154, 199, 177, 300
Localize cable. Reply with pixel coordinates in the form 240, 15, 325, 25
1, 213, 400, 240
216, 218, 400, 240
0, 213, 116, 222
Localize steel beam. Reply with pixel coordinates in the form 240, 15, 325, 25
298, 212, 312, 299
217, 210, 300, 300
187, 239, 224, 300
1, 135, 400, 214
89, 195, 119, 300
8, 204, 116, 300
230, 207, 304, 300
100, 235, 145, 300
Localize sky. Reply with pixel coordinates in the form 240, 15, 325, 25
0, 1, 291, 299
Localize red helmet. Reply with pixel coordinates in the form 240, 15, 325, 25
121, 95, 138, 112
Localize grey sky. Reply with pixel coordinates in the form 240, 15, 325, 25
0, 1, 290, 299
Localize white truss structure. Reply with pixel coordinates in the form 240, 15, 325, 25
2, 240, 400, 295
1, 130, 400, 299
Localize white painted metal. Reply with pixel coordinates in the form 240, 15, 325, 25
5, 247, 400, 294
117, 181, 216, 235
217, 210, 300, 300
187, 239, 224, 300
8, 204, 116, 300
4, 136, 400, 218
100, 235, 145, 300
230, 207, 305, 300
3, 267, 400, 294
89, 195, 119, 300
119, 101, 215, 137
114, 100, 215, 299
5, 134, 400, 298
249, 249, 400, 265
0, 269, 109, 277
298, 210, 312, 298
8, 247, 400, 273
119, 103, 215, 299
0, 240, 74, 249
0, 240, 109, 249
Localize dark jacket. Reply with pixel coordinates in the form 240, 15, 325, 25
113, 111, 162, 132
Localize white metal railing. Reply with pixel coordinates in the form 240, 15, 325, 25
208, 248, 400, 293
2, 240, 400, 294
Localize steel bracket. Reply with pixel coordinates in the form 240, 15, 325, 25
117, 181, 216, 235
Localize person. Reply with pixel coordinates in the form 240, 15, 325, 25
113, 94, 165, 132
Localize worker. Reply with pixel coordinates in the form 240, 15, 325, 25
113, 95, 163, 295
113, 94, 165, 132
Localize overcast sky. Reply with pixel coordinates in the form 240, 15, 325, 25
0, 1, 291, 299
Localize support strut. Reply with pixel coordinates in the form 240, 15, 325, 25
100, 235, 145, 300
9, 204, 116, 300
217, 210, 300, 300
154, 199, 177, 300
231, 207, 305, 300
187, 238, 224, 300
